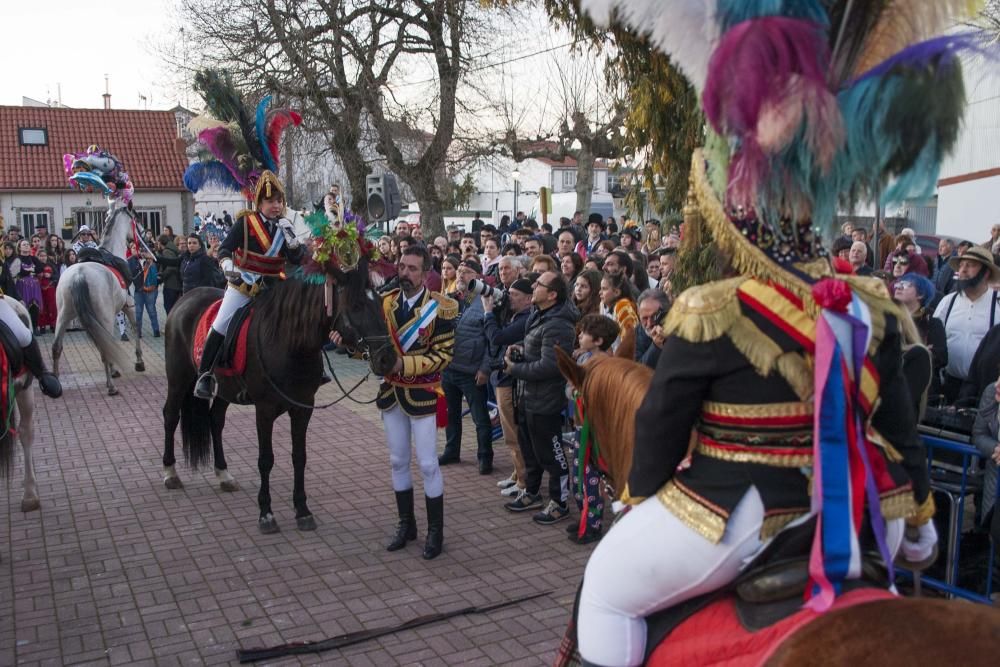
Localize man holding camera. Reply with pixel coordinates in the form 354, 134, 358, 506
503, 271, 578, 524
636, 289, 670, 369
438, 258, 498, 473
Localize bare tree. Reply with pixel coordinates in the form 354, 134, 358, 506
491, 46, 625, 214
169, 0, 512, 236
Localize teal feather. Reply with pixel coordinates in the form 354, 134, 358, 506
256, 96, 277, 172
715, 0, 828, 33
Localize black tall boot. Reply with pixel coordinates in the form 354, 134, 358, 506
194, 329, 225, 399
422, 494, 444, 560
22, 339, 61, 398
386, 489, 417, 551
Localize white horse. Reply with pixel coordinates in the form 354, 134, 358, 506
52, 205, 145, 395
0, 298, 39, 511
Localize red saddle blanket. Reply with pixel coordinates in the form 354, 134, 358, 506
104, 265, 127, 290
648, 588, 896, 667
192, 300, 252, 377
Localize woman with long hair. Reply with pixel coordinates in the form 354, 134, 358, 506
600, 272, 638, 350
441, 254, 460, 294
11, 240, 45, 333
573, 269, 603, 319
561, 252, 584, 284
45, 234, 64, 266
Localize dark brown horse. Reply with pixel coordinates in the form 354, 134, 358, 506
161, 258, 397, 533
555, 348, 1000, 665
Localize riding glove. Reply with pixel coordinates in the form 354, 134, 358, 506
900, 520, 937, 563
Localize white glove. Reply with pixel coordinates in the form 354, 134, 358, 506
220, 258, 234, 274
901, 521, 938, 563
278, 218, 300, 248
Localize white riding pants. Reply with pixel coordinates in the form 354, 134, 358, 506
211, 285, 251, 335
381, 404, 443, 498
0, 297, 31, 347
578, 487, 905, 666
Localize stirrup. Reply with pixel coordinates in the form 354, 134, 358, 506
194, 372, 217, 400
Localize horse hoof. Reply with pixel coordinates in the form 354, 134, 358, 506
111, 370, 121, 379
108, 387, 119, 396
21, 497, 40, 512
296, 515, 317, 531
220, 479, 239, 492
164, 476, 183, 490
135, 363, 145, 373
258, 515, 280, 534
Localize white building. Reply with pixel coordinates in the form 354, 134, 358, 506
936, 55, 1000, 242
0, 104, 191, 239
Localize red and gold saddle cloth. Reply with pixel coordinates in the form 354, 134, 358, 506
192, 300, 252, 376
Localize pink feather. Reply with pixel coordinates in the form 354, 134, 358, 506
266, 110, 303, 167
757, 75, 844, 171
198, 126, 250, 187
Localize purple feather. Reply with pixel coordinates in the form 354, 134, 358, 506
853, 31, 987, 83
198, 126, 249, 187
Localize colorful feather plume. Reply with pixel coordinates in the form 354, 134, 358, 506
184, 69, 302, 197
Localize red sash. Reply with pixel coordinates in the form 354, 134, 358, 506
234, 213, 285, 276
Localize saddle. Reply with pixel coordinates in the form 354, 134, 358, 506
77, 248, 133, 286
193, 299, 254, 376
0, 320, 24, 377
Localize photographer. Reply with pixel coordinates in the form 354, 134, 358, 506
438, 259, 497, 473
483, 278, 534, 497
635, 289, 671, 369
503, 271, 579, 525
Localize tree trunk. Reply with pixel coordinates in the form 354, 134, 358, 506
575, 142, 596, 215
416, 189, 446, 239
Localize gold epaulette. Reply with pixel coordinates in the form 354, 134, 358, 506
430, 292, 459, 320
662, 277, 748, 343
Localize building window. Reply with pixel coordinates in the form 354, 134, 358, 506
18, 127, 48, 146
561, 170, 576, 189
20, 211, 50, 237
75, 210, 105, 236
135, 209, 163, 237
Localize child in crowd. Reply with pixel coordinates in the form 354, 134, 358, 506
36, 250, 58, 334
566, 313, 620, 545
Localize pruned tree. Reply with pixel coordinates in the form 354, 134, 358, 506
170, 0, 513, 236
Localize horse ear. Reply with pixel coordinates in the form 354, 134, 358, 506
616, 325, 637, 360
556, 345, 585, 390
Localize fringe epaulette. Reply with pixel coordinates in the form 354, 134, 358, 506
662, 277, 748, 343
430, 292, 459, 320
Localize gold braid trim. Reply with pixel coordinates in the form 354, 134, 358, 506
430, 292, 459, 320
726, 314, 787, 378
775, 351, 814, 402
880, 487, 919, 521
702, 401, 812, 418
662, 277, 747, 343
620, 483, 646, 506
761, 510, 808, 540
866, 425, 904, 462
907, 494, 937, 527
657, 480, 727, 544
689, 149, 826, 314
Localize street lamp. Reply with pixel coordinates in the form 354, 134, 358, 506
511, 169, 520, 221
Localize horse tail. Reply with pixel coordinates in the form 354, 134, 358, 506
179, 390, 213, 469
69, 275, 131, 371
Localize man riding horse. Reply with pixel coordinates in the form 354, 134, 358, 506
194, 170, 304, 399
566, 1, 987, 664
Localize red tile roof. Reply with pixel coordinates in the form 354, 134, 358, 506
0, 106, 188, 192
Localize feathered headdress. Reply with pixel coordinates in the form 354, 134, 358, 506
183, 70, 302, 201
63, 145, 134, 204
583, 0, 989, 287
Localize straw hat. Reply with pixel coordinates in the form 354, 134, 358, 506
948, 245, 1000, 282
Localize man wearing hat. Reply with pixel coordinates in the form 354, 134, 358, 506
438, 257, 497, 472
575, 214, 606, 259
71, 225, 98, 255
932, 245, 1000, 403
31, 223, 49, 249
195, 170, 304, 399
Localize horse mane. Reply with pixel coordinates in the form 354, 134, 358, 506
579, 356, 653, 495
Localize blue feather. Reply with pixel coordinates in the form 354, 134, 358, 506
183, 161, 242, 194
853, 32, 985, 83
715, 0, 827, 33
256, 95, 276, 171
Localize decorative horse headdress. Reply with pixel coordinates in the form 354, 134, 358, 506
183, 69, 302, 204
63, 146, 134, 205
583, 0, 987, 297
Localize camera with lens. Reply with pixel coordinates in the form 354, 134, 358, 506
508, 347, 525, 363
466, 278, 505, 302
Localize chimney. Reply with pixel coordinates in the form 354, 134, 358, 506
102, 74, 111, 110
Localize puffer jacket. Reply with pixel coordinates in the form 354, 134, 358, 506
510, 299, 579, 415
447, 291, 494, 375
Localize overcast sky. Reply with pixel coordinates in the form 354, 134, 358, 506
2, 0, 182, 110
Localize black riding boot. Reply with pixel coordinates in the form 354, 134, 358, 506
22, 339, 61, 398
194, 329, 225, 399
386, 489, 417, 551
422, 494, 444, 560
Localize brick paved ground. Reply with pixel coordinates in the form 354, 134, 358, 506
0, 305, 595, 666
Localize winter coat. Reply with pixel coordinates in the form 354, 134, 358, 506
446, 292, 494, 375
509, 299, 579, 415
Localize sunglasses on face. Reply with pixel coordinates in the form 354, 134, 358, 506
893, 258, 909, 265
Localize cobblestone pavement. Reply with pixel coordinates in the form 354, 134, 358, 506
0, 304, 594, 666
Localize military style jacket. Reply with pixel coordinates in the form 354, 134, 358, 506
219, 213, 304, 288
627, 274, 934, 544
376, 288, 457, 416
